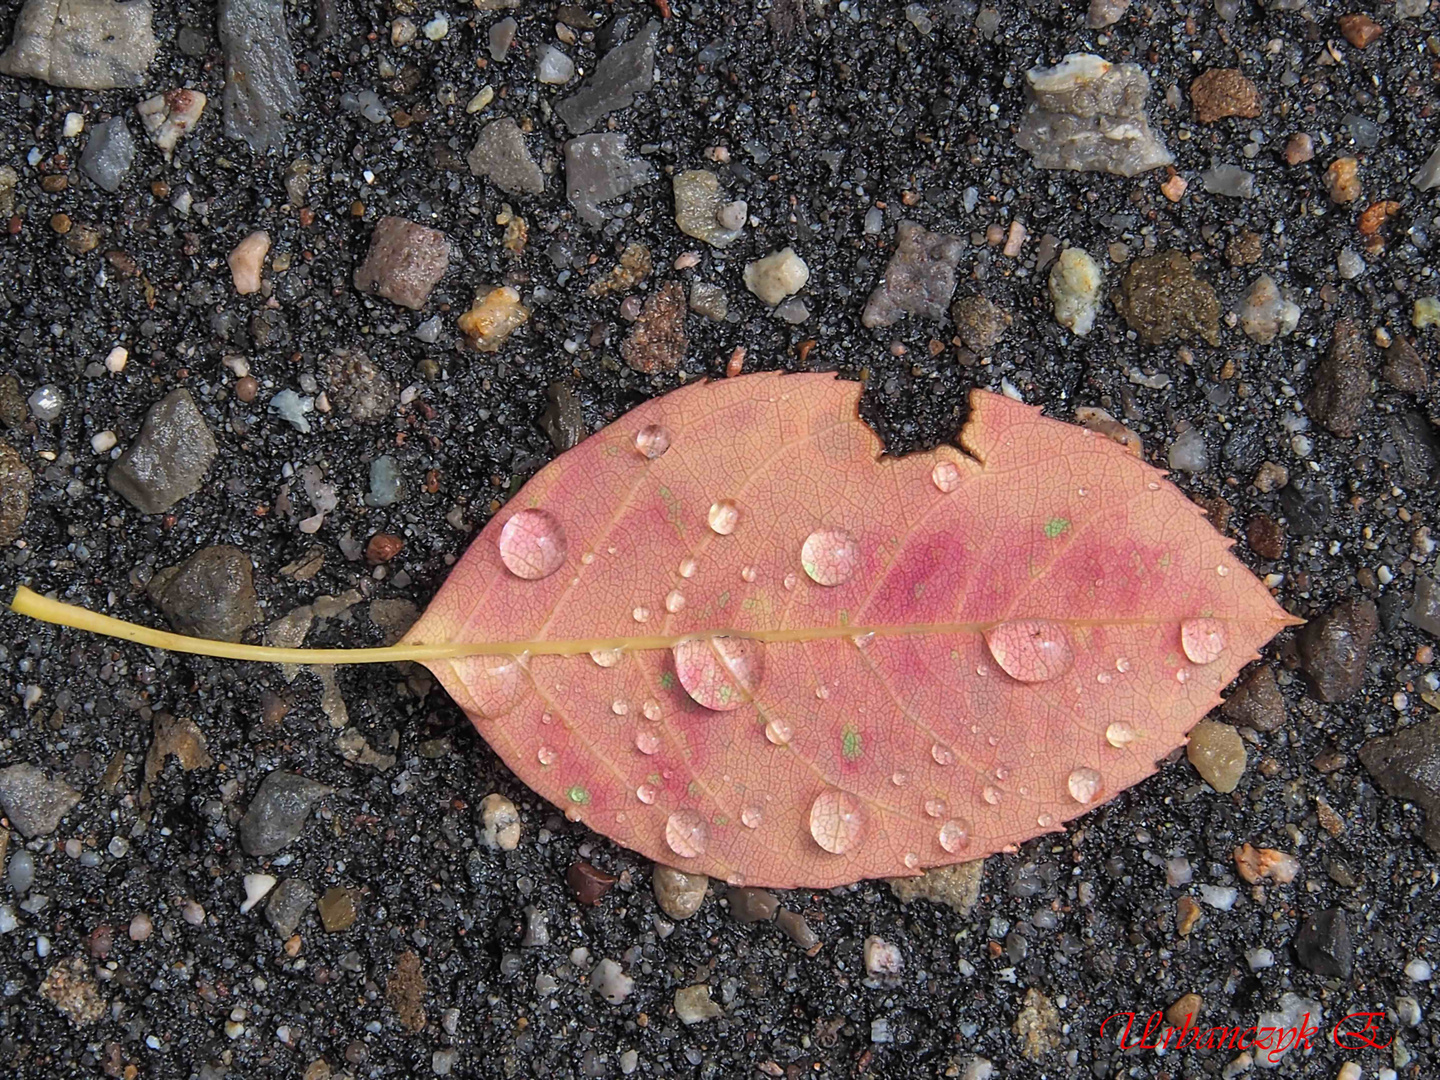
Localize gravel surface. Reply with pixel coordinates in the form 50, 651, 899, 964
2, 1, 1439, 1077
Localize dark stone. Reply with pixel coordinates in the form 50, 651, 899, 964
78, 117, 137, 192
1305, 319, 1371, 438
539, 381, 585, 453
1297, 597, 1377, 703
1381, 336, 1429, 395
239, 770, 332, 856
266, 878, 316, 937
1292, 908, 1353, 978
727, 887, 780, 924
1222, 666, 1286, 732
556, 20, 658, 133
1112, 251, 1220, 346
861, 221, 964, 328
467, 118, 544, 196
566, 861, 617, 905
147, 544, 260, 642
1278, 480, 1330, 536
1360, 717, 1440, 850
1386, 413, 1439, 488
218, 0, 303, 153
1405, 575, 1440, 637
0, 440, 33, 544
107, 389, 218, 514
620, 281, 688, 373
0, 763, 82, 838
353, 216, 449, 310
1245, 514, 1284, 559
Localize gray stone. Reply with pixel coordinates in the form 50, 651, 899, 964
467, 118, 544, 196
1415, 146, 1440, 191
0, 0, 157, 88
487, 16, 516, 61
1306, 318, 1371, 438
1297, 597, 1377, 703
556, 20, 658, 133
265, 878, 316, 937
1406, 575, 1440, 638
107, 389, 218, 514
78, 116, 137, 192
1361, 717, 1440, 851
726, 887, 779, 924
147, 545, 260, 642
0, 763, 82, 838
564, 133, 654, 228
861, 221, 964, 327
238, 770, 332, 857
353, 216, 449, 310
1201, 164, 1256, 199
1292, 908, 1353, 978
688, 281, 728, 322
1016, 53, 1172, 177
1085, 0, 1129, 26
217, 0, 303, 153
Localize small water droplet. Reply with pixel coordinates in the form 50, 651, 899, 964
541, 712, 553, 725
612, 699, 628, 715
924, 798, 947, 818
740, 803, 763, 829
891, 771, 909, 787
808, 789, 865, 855
1180, 617, 1226, 665
1175, 668, 1189, 684
642, 699, 662, 722
931, 743, 955, 766
633, 606, 651, 623
537, 745, 557, 766
1067, 767, 1102, 804
498, 508, 568, 580
982, 785, 1002, 806
463, 656, 525, 718
664, 590, 686, 614
672, 637, 766, 711
783, 572, 798, 590
984, 620, 1075, 682
764, 716, 794, 745
1077, 487, 1088, 497
903, 851, 920, 869
665, 809, 708, 858
678, 557, 697, 578
581, 552, 595, 565
740, 565, 757, 583
931, 460, 962, 493
707, 499, 740, 535
938, 819, 969, 853
993, 765, 1010, 781
1105, 722, 1140, 748
636, 783, 657, 805
1037, 813, 1055, 828
1096, 672, 1113, 684
635, 729, 660, 755
851, 631, 875, 648
976, 663, 990, 677
1146, 481, 1160, 491
801, 527, 860, 586
1115, 656, 1131, 673
590, 647, 623, 668
1215, 564, 1230, 577
635, 423, 672, 459
815, 684, 830, 700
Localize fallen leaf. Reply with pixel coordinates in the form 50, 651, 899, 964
404, 373, 1297, 887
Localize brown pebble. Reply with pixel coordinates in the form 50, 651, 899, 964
1225, 231, 1263, 267
365, 533, 404, 564
151, 180, 169, 199
235, 375, 258, 403
284, 934, 302, 956
776, 908, 820, 951
1315, 798, 1345, 837
1176, 895, 1202, 935
298, 207, 316, 227
1190, 68, 1262, 124
64, 224, 99, 253
318, 887, 358, 932
1338, 13, 1383, 49
727, 886, 780, 924
566, 860, 617, 905
1283, 133, 1314, 165
41, 174, 68, 193
1234, 842, 1300, 884
385, 951, 427, 1032
49, 212, 71, 234
1223, 666, 1287, 732
1166, 993, 1203, 1030
1325, 158, 1362, 204
1246, 514, 1285, 560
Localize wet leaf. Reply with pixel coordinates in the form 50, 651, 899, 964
405, 373, 1296, 887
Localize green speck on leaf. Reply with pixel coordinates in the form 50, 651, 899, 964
718, 590, 730, 609
659, 672, 674, 689
842, 725, 862, 761
566, 785, 590, 805
1044, 517, 1070, 538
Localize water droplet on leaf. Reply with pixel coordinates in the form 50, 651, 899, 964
1067, 767, 1102, 804
891, 771, 908, 787
672, 637, 766, 711
740, 565, 757, 583
903, 851, 920, 869
678, 557, 697, 578
801, 527, 860, 586
707, 500, 740, 535
612, 699, 628, 715
590, 647, 623, 668
931, 743, 955, 766
938, 819, 969, 853
931, 460, 961, 493
924, 798, 947, 818
740, 804, 763, 829
636, 783, 657, 805
783, 572, 798, 590
642, 699, 662, 722
498, 508, 568, 580
984, 620, 1075, 682
808, 789, 864, 855
665, 590, 685, 613
1180, 617, 1226, 665
764, 716, 793, 745
1105, 722, 1140, 748
635, 729, 660, 755
982, 785, 1002, 806
635, 424, 672, 459
633, 606, 651, 623
537, 746, 557, 766
665, 809, 708, 858
1115, 656, 1131, 673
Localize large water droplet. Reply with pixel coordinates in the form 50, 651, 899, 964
931, 744, 955, 766
924, 798, 947, 818
642, 699, 662, 722
1067, 767, 1102, 804
665, 809, 708, 858
678, 557, 697, 578
984, 620, 1075, 682
938, 819, 969, 853
801, 527, 860, 586
498, 508, 567, 580
740, 803, 764, 829
764, 716, 794, 746
635, 729, 660, 755
635, 424, 672, 459
665, 590, 686, 614
636, 783, 657, 805
707, 499, 740, 535
672, 637, 766, 711
1105, 722, 1140, 748
1180, 617, 1226, 665
808, 789, 865, 855
981, 785, 1002, 806
931, 460, 962, 494
740, 565, 757, 583
903, 851, 920, 869
537, 745, 557, 766
590, 647, 623, 668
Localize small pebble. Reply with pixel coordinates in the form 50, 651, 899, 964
590, 958, 634, 1004
652, 864, 707, 920
1187, 721, 1247, 792
228, 231, 270, 294
241, 873, 277, 914
422, 14, 448, 40
743, 247, 809, 306
536, 44, 575, 84
674, 984, 722, 1024
863, 935, 904, 978
182, 900, 205, 926
1405, 958, 1432, 982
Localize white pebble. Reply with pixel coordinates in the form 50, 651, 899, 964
104, 346, 128, 373
63, 112, 84, 137
1198, 884, 1238, 910
1246, 947, 1275, 970
91, 430, 117, 454
423, 13, 449, 40
536, 44, 575, 84
743, 247, 810, 306
1337, 1064, 1361, 1080
590, 958, 635, 1004
480, 793, 521, 851
1048, 247, 1103, 337
863, 935, 903, 978
240, 873, 277, 914
1405, 957, 1432, 981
